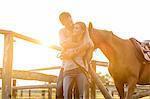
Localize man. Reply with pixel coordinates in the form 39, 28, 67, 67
57, 12, 79, 99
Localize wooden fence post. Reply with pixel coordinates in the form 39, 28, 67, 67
48, 83, 52, 99
29, 90, 31, 99
2, 33, 14, 99
12, 79, 17, 99
91, 61, 96, 99
41, 90, 45, 99
89, 61, 113, 99
20, 90, 23, 97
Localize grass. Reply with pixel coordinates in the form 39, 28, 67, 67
0, 89, 149, 99
12, 89, 150, 99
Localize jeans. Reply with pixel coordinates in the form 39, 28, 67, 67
56, 68, 64, 99
63, 68, 88, 99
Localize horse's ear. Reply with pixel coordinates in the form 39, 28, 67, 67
88, 22, 93, 37
88, 22, 93, 33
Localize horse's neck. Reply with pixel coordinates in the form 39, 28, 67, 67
95, 30, 125, 63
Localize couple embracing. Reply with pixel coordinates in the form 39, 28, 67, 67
57, 12, 94, 99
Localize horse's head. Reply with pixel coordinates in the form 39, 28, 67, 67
88, 22, 101, 47
88, 22, 113, 48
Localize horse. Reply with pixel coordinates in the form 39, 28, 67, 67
88, 22, 150, 99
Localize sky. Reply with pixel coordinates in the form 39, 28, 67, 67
0, 0, 150, 85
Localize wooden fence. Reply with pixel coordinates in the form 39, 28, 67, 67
0, 29, 56, 99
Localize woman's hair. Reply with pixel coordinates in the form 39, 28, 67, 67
72, 22, 86, 42
74, 22, 86, 33
59, 12, 71, 24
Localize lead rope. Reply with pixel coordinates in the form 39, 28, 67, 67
72, 58, 93, 87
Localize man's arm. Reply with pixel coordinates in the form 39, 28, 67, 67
60, 38, 80, 49
59, 29, 80, 49
63, 40, 89, 58
64, 32, 94, 58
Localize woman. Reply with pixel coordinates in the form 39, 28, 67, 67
61, 22, 93, 99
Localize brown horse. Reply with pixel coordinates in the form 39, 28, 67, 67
88, 23, 150, 99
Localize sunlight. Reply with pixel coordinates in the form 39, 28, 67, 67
0, 0, 150, 92
13, 38, 61, 70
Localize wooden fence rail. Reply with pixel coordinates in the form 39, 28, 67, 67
1, 83, 148, 99
0, 29, 42, 45
30, 61, 108, 71
0, 68, 57, 83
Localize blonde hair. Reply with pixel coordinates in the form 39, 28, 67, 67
74, 22, 86, 33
